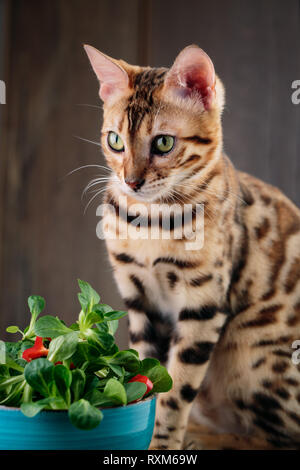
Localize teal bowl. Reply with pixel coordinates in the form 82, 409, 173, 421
0, 396, 156, 450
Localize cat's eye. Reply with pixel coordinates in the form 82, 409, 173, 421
107, 131, 125, 152
152, 135, 175, 155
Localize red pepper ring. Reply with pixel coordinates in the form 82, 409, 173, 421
22, 337, 76, 368
22, 336, 49, 362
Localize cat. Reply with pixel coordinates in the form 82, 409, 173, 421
84, 44, 300, 449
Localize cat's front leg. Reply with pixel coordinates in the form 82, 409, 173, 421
128, 307, 173, 363
149, 307, 228, 450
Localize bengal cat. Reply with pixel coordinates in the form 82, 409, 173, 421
84, 44, 300, 449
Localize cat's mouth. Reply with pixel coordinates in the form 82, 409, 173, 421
115, 177, 169, 202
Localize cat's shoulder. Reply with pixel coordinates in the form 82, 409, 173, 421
237, 170, 300, 215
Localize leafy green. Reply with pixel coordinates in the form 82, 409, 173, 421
21, 397, 66, 417
68, 399, 103, 430
28, 296, 45, 317
54, 365, 72, 405
124, 381, 147, 403
20, 401, 47, 417
6, 326, 19, 334
107, 320, 119, 336
108, 350, 140, 372
34, 316, 74, 338
47, 332, 78, 363
139, 357, 160, 373
0, 374, 25, 391
70, 369, 86, 402
103, 310, 127, 321
71, 341, 100, 369
77, 279, 100, 314
0, 379, 26, 406
1, 355, 25, 373
108, 364, 123, 377
3, 341, 27, 361
0, 279, 173, 431
24, 295, 46, 339
87, 329, 115, 352
103, 378, 127, 405
97, 304, 114, 314
84, 388, 115, 407
24, 358, 54, 397
138, 357, 173, 392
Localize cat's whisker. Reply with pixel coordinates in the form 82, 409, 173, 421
73, 135, 102, 147
85, 176, 112, 186
87, 187, 109, 195
84, 187, 107, 214
82, 178, 112, 200
76, 103, 103, 110
82, 174, 119, 200
65, 164, 111, 178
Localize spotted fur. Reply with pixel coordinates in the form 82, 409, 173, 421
85, 44, 300, 449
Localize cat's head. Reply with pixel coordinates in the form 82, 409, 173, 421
84, 44, 225, 203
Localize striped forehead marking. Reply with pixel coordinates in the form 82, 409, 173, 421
126, 67, 167, 139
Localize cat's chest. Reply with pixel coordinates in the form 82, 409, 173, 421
140, 263, 185, 318
106, 236, 210, 319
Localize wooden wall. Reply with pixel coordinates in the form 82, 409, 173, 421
0, 0, 299, 346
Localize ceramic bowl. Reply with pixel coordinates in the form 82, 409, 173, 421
0, 395, 156, 450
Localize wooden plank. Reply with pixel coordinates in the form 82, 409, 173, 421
137, 0, 152, 66
150, 0, 300, 206
0, 0, 142, 347
0, 0, 11, 335
2, 0, 299, 349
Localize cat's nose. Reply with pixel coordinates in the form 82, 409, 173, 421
125, 178, 145, 191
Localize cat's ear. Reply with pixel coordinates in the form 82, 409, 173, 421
84, 45, 129, 103
164, 45, 216, 110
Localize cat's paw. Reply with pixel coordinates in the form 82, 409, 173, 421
148, 445, 169, 450
183, 432, 207, 450
183, 439, 205, 450
149, 438, 181, 450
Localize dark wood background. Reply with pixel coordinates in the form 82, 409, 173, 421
0, 0, 299, 346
